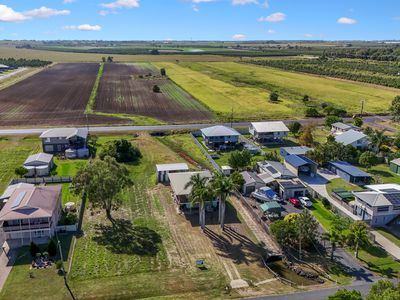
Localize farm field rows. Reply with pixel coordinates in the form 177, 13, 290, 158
0, 63, 127, 127
156, 62, 400, 120
93, 63, 211, 122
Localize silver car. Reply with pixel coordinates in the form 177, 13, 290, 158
298, 197, 313, 207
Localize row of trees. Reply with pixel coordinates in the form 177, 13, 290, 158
0, 58, 52, 68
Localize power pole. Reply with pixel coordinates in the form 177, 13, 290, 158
230, 106, 234, 128
360, 99, 365, 117
57, 238, 76, 300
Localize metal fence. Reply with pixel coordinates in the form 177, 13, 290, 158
190, 132, 222, 173
10, 176, 73, 185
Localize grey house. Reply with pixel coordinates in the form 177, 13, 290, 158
277, 179, 307, 200
241, 171, 265, 195
328, 161, 372, 185
335, 130, 369, 150
280, 146, 312, 157
40, 128, 89, 159
200, 125, 240, 150
249, 122, 289, 144
353, 184, 400, 227
23, 153, 54, 177
331, 122, 360, 136
257, 160, 296, 181
284, 155, 318, 177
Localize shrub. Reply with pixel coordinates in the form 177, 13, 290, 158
269, 91, 279, 102
99, 139, 142, 163
305, 107, 320, 117
65, 212, 78, 225
321, 197, 331, 209
29, 242, 40, 258
153, 85, 161, 93
47, 239, 58, 257
55, 260, 63, 270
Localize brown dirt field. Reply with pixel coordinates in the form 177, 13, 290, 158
0, 63, 128, 127
94, 63, 211, 122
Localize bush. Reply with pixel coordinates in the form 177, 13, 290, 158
65, 212, 78, 225
269, 91, 279, 102
29, 242, 40, 258
55, 260, 63, 270
99, 139, 142, 163
47, 239, 58, 257
305, 107, 320, 117
321, 197, 331, 209
325, 116, 343, 128
153, 85, 161, 93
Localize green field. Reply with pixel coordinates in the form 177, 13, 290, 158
155, 62, 399, 120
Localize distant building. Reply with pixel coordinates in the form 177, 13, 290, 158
200, 125, 240, 150
277, 179, 308, 200
284, 155, 318, 177
156, 163, 189, 183
256, 160, 296, 182
0, 64, 9, 72
389, 158, 400, 175
331, 122, 360, 136
240, 171, 265, 195
249, 122, 289, 144
40, 128, 89, 159
23, 153, 54, 177
0, 185, 62, 245
353, 184, 400, 227
335, 129, 369, 150
328, 161, 372, 185
280, 146, 312, 157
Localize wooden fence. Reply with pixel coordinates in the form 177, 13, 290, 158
10, 176, 73, 185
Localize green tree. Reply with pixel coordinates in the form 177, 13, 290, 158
228, 149, 252, 170
325, 116, 343, 128
359, 151, 378, 170
294, 210, 318, 260
299, 128, 314, 147
366, 280, 400, 300
269, 91, 279, 102
29, 242, 40, 257
305, 107, 320, 117
353, 117, 363, 127
14, 166, 28, 178
47, 239, 57, 257
288, 121, 302, 137
211, 172, 239, 230
231, 171, 245, 188
322, 229, 342, 261
270, 220, 297, 247
390, 96, 400, 122
87, 134, 98, 158
328, 289, 362, 300
302, 95, 310, 102
185, 174, 213, 231
99, 139, 142, 163
160, 68, 166, 76
71, 156, 132, 224
347, 221, 369, 258
369, 129, 391, 153
153, 85, 161, 93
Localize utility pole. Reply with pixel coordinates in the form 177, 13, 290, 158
360, 99, 365, 117
230, 106, 234, 128
57, 238, 76, 300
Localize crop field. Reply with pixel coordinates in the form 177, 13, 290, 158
93, 63, 211, 122
156, 62, 400, 120
0, 63, 125, 126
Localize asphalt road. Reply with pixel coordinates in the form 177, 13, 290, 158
0, 116, 391, 136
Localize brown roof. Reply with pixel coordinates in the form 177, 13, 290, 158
0, 185, 61, 221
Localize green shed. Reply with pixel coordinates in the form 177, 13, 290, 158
390, 158, 400, 175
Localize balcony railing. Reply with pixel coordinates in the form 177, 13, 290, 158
2, 223, 51, 232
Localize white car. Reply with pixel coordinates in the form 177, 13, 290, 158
298, 197, 313, 207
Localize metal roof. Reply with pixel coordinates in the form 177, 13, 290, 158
332, 122, 359, 131
24, 153, 53, 166
156, 163, 189, 172
329, 161, 371, 178
0, 183, 34, 201
168, 171, 212, 196
285, 155, 317, 168
335, 130, 367, 146
260, 201, 282, 212
257, 161, 296, 179
200, 125, 240, 137
391, 158, 400, 166
281, 146, 312, 156
240, 171, 264, 185
251, 121, 289, 133
40, 128, 88, 139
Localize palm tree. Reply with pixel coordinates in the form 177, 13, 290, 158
185, 174, 212, 231
370, 129, 390, 153
347, 221, 369, 258
322, 229, 342, 261
211, 172, 239, 230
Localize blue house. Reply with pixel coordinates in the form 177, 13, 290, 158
284, 154, 318, 177
328, 161, 372, 185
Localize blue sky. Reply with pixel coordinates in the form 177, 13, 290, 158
0, 0, 399, 40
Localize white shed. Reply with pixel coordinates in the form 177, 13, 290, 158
23, 153, 54, 177
156, 163, 189, 183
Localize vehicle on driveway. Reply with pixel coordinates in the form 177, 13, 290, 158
289, 197, 301, 207
298, 196, 313, 207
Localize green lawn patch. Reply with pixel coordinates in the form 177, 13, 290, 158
357, 245, 400, 278
85, 63, 103, 114
376, 228, 400, 248
309, 198, 336, 231
326, 178, 364, 196
360, 164, 400, 185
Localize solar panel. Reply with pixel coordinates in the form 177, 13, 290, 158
11, 191, 26, 209
266, 166, 279, 175
384, 193, 400, 205
380, 188, 400, 193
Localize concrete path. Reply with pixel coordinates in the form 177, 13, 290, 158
0, 246, 17, 291
371, 231, 400, 260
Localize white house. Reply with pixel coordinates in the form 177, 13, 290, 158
335, 129, 369, 150
200, 125, 240, 150
23, 153, 54, 177
156, 163, 189, 183
331, 122, 360, 136
249, 122, 289, 144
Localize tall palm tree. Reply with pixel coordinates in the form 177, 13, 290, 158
211, 172, 239, 231
322, 229, 342, 261
370, 129, 390, 153
347, 221, 369, 258
185, 174, 212, 231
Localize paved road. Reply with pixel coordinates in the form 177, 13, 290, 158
0, 116, 390, 136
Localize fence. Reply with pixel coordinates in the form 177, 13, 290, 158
190, 132, 222, 173
56, 224, 78, 233
10, 176, 73, 185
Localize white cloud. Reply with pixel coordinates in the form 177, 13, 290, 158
192, 5, 199, 12
63, 0, 76, 3
262, 1, 269, 8
64, 24, 102, 31
337, 17, 357, 24
0, 5, 70, 22
99, 10, 109, 16
267, 29, 275, 34
232, 34, 246, 40
258, 12, 287, 23
101, 0, 139, 9
232, 0, 258, 5
24, 7, 70, 18
192, 0, 215, 3
304, 33, 314, 38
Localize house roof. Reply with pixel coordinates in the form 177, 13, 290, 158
391, 158, 400, 166
354, 190, 400, 207
258, 173, 277, 184
0, 183, 34, 201
329, 161, 371, 178
168, 171, 212, 196
24, 153, 53, 166
0, 64, 9, 68
0, 185, 61, 221
40, 128, 88, 139
335, 130, 367, 146
332, 122, 359, 131
156, 163, 189, 172
240, 171, 264, 186
281, 146, 312, 156
260, 201, 282, 212
257, 161, 296, 179
251, 122, 289, 133
277, 179, 306, 189
285, 155, 317, 168
200, 125, 240, 137
365, 184, 400, 193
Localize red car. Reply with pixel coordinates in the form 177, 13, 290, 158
289, 198, 301, 207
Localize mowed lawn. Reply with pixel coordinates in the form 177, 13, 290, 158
156, 62, 399, 120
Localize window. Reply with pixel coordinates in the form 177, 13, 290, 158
393, 205, 400, 211
377, 206, 389, 212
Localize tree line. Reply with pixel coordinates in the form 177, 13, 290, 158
0, 58, 52, 68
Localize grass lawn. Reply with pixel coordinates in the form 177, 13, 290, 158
0, 235, 74, 300
360, 164, 400, 185
357, 245, 400, 278
156, 62, 399, 121
376, 228, 400, 248
313, 126, 330, 145
326, 178, 364, 196
309, 198, 336, 231
0, 136, 41, 193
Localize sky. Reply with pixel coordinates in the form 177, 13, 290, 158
0, 0, 399, 41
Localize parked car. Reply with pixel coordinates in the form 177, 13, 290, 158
298, 197, 313, 207
289, 198, 301, 207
